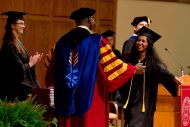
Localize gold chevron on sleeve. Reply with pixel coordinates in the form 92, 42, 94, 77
100, 52, 115, 64
100, 44, 112, 54
108, 63, 128, 80
104, 59, 123, 72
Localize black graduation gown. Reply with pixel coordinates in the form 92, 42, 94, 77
0, 43, 39, 101
122, 35, 137, 58
112, 48, 122, 60
118, 60, 178, 127
59, 27, 91, 47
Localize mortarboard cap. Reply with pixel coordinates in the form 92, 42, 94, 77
70, 7, 96, 20
1, 11, 28, 24
131, 16, 152, 26
102, 30, 115, 38
136, 26, 161, 43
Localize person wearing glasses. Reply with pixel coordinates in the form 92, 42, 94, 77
0, 11, 43, 101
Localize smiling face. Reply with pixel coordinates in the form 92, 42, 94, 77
136, 35, 148, 53
11, 19, 26, 35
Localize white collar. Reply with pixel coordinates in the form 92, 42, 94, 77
132, 34, 137, 36
78, 25, 89, 30
77, 25, 94, 34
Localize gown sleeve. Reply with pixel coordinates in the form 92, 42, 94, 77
157, 63, 178, 97
98, 37, 136, 92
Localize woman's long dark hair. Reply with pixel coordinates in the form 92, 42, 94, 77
126, 35, 166, 73
1, 20, 25, 54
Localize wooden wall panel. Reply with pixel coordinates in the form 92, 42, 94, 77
98, 0, 117, 33
0, 0, 25, 12
99, 21, 114, 34
53, 0, 80, 17
27, 20, 51, 86
52, 20, 75, 44
28, 0, 51, 16
27, 21, 50, 54
81, 0, 97, 8
99, 0, 115, 20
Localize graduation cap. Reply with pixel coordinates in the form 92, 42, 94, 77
136, 26, 161, 43
131, 16, 152, 26
102, 30, 115, 38
70, 7, 96, 20
1, 11, 28, 24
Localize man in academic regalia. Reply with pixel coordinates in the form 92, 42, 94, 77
54, 7, 145, 127
122, 16, 152, 59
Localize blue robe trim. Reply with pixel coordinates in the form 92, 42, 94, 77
54, 34, 101, 116
128, 35, 137, 41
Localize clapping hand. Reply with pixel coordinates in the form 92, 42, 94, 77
29, 52, 43, 67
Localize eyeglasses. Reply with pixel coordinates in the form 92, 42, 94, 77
15, 22, 26, 26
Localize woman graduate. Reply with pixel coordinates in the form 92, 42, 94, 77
119, 26, 182, 127
0, 11, 43, 101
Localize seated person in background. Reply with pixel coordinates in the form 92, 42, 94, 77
102, 30, 122, 59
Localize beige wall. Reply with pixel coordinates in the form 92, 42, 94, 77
116, 0, 190, 76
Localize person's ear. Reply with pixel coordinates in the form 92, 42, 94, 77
88, 16, 95, 24
11, 24, 16, 30
88, 17, 91, 23
133, 26, 137, 31
91, 17, 95, 23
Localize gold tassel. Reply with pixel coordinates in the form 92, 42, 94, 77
123, 77, 133, 109
123, 67, 146, 112
148, 18, 151, 25
142, 70, 146, 112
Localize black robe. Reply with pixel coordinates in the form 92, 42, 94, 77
118, 59, 178, 127
0, 43, 39, 101
64, 27, 91, 47
122, 35, 137, 59
112, 48, 122, 60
